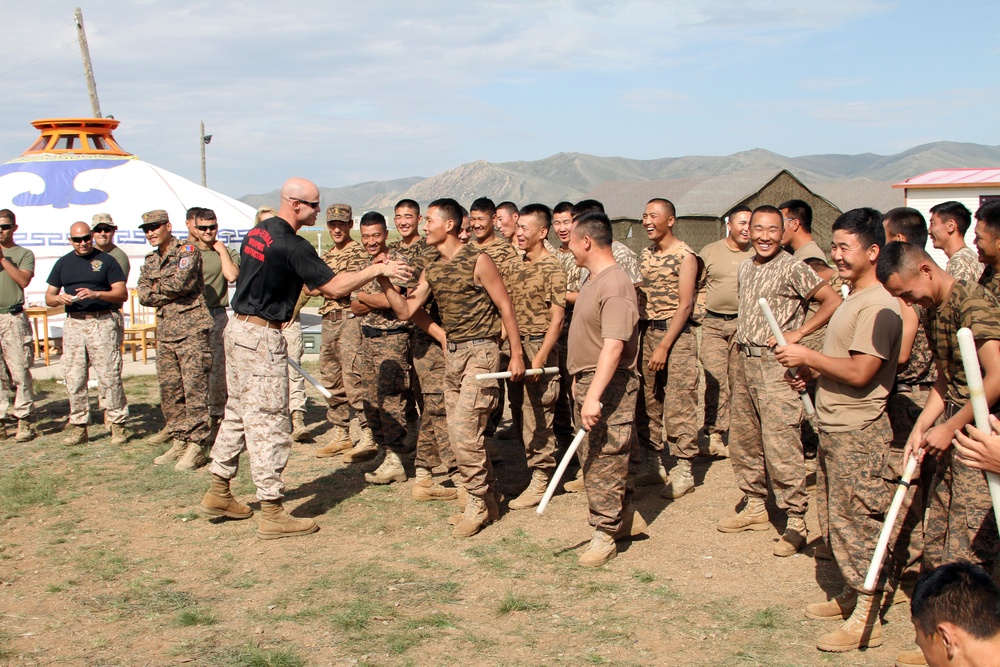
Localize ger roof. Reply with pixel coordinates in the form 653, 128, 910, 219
894, 168, 1000, 189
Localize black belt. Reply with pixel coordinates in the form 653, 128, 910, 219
737, 343, 771, 357
521, 334, 546, 342
706, 310, 738, 321
67, 309, 114, 319
891, 382, 933, 395
208, 306, 227, 315
447, 337, 496, 352
647, 319, 670, 330
0, 304, 23, 315
362, 325, 408, 338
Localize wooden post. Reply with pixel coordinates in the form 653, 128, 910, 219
74, 7, 102, 118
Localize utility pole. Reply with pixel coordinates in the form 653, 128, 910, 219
74, 7, 102, 118
200, 121, 212, 187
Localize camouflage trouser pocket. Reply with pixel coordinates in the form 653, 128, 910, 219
850, 450, 893, 517
472, 386, 498, 413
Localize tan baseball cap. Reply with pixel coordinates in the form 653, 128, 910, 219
326, 204, 353, 223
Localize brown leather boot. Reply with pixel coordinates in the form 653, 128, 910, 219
109, 423, 131, 445
62, 424, 88, 446
315, 425, 352, 458
816, 593, 883, 652
411, 468, 458, 501
717, 496, 770, 532
451, 493, 490, 537
805, 588, 857, 620
291, 411, 310, 442
257, 500, 318, 539
612, 503, 649, 540
200, 474, 253, 519
147, 426, 172, 445
508, 469, 550, 510
14, 418, 35, 443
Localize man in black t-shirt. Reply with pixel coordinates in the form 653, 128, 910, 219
200, 177, 412, 540
46, 221, 130, 446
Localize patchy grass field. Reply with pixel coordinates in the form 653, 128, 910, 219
0, 370, 917, 665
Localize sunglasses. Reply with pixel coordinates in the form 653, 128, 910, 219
70, 234, 93, 243
289, 197, 321, 210
93, 226, 115, 233
142, 222, 166, 233
0, 224, 13, 231
196, 224, 218, 231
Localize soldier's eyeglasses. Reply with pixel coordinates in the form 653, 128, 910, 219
196, 225, 218, 231
142, 222, 166, 233
70, 234, 93, 243
0, 224, 13, 231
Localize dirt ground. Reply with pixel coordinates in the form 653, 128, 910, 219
0, 370, 917, 666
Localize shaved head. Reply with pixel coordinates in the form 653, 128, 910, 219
277, 177, 321, 228
280, 177, 319, 201
70, 221, 90, 238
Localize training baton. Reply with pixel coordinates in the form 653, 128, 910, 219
956, 328, 1000, 534
475, 366, 559, 381
758, 297, 816, 416
862, 454, 919, 592
286, 358, 333, 399
537, 428, 587, 516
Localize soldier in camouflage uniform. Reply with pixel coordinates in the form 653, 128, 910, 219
137, 210, 214, 471
877, 241, 1000, 583
377, 198, 525, 538
0, 209, 36, 442
777, 209, 902, 652
718, 206, 841, 557
975, 200, 1000, 301
46, 221, 130, 446
506, 204, 567, 510
635, 198, 701, 498
551, 202, 580, 443
927, 201, 982, 283
566, 210, 645, 567
313, 204, 369, 459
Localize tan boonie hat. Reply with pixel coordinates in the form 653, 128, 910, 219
92, 213, 115, 227
326, 204, 352, 223
140, 209, 169, 228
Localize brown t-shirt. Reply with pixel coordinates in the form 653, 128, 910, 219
567, 264, 639, 375
699, 238, 753, 315
816, 283, 902, 431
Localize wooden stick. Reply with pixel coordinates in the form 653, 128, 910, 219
475, 366, 559, 381
757, 297, 816, 415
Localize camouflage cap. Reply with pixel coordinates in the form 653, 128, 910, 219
140, 209, 170, 228
92, 213, 115, 227
326, 204, 352, 223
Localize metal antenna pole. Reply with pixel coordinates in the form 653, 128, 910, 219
200, 121, 207, 186
74, 7, 102, 118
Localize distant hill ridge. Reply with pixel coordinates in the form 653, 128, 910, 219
239, 141, 1000, 214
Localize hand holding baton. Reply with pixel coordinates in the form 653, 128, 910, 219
758, 298, 816, 416
956, 328, 1000, 534
475, 366, 559, 381
286, 358, 333, 399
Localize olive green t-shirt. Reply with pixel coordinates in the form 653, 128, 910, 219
0, 245, 34, 308
200, 246, 241, 308
104, 245, 130, 282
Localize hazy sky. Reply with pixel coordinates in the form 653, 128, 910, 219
2, 1, 997, 198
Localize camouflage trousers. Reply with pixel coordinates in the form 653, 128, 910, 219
318, 313, 354, 428
282, 316, 306, 414
576, 369, 638, 534
412, 329, 456, 471
341, 319, 368, 430
209, 317, 291, 501
636, 323, 699, 459
729, 351, 808, 515
444, 340, 499, 496
700, 315, 739, 435
207, 309, 229, 419
489, 339, 519, 439
157, 329, 211, 444
0, 311, 34, 419
359, 328, 410, 451
553, 315, 575, 436
818, 416, 894, 593
518, 337, 559, 473
62, 313, 128, 426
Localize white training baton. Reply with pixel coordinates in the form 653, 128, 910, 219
758, 297, 816, 416
475, 366, 559, 381
286, 358, 333, 399
956, 328, 1000, 534
537, 428, 587, 515
841, 284, 850, 299
862, 453, 920, 592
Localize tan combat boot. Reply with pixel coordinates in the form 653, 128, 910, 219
411, 467, 458, 501
816, 592, 882, 652
578, 530, 617, 567
563, 469, 585, 493
717, 496, 770, 532
342, 428, 378, 462
153, 439, 186, 464
315, 425, 352, 458
175, 442, 208, 471
365, 449, 407, 484
199, 474, 253, 519
508, 469, 551, 510
109, 423, 131, 445
894, 650, 928, 666
774, 514, 808, 557
661, 458, 695, 499
805, 587, 858, 620
612, 503, 649, 540
62, 424, 88, 446
633, 449, 668, 486
452, 493, 490, 537
14, 418, 35, 443
291, 411, 310, 442
814, 539, 833, 561
451, 470, 469, 510
257, 499, 319, 539
147, 427, 172, 445
708, 432, 728, 457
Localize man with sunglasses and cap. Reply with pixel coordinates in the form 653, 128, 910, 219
91, 213, 130, 279
46, 221, 130, 446
137, 209, 214, 472
0, 209, 36, 442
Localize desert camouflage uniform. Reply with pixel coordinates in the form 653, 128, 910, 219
636, 242, 699, 460
62, 314, 127, 425
979, 264, 1000, 299
355, 250, 412, 452
137, 238, 213, 444
0, 244, 35, 420
201, 244, 241, 419
946, 246, 983, 283
554, 247, 582, 435
923, 280, 1000, 574
318, 241, 368, 428
209, 317, 290, 499
426, 243, 502, 495
729, 252, 822, 516
282, 290, 310, 414
479, 236, 521, 436
510, 252, 567, 473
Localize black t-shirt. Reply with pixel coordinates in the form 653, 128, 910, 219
230, 216, 335, 323
47, 249, 127, 313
